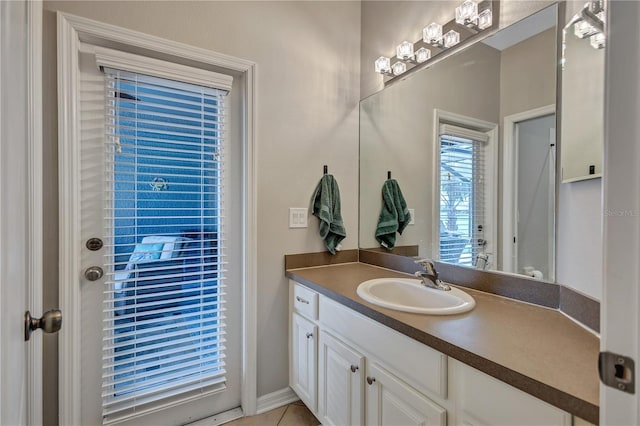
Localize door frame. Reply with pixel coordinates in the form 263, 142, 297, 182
502, 104, 556, 274
601, 1, 640, 423
0, 0, 43, 423
57, 12, 258, 424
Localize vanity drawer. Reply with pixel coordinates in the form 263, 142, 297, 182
292, 282, 319, 320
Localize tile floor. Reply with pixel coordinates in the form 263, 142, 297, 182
224, 401, 320, 426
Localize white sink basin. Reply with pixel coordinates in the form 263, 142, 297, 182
356, 278, 475, 315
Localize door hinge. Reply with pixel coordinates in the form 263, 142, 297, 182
599, 351, 635, 394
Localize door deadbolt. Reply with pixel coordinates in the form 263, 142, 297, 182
24, 309, 62, 341
85, 266, 104, 281
86, 237, 103, 251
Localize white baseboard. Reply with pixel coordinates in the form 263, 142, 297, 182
256, 387, 300, 414
185, 407, 244, 426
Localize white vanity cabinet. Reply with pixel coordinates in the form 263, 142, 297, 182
289, 280, 577, 426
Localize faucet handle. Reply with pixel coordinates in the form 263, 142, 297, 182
414, 258, 436, 274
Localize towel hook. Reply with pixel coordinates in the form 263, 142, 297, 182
387, 171, 391, 179
324, 165, 328, 175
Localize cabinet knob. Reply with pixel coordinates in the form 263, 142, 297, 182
306, 332, 313, 339
366, 376, 376, 385
296, 296, 310, 305
350, 365, 359, 373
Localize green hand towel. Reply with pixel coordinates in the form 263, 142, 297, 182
311, 174, 346, 255
375, 179, 411, 250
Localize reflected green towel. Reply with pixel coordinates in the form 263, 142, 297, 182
375, 179, 411, 250
311, 175, 346, 255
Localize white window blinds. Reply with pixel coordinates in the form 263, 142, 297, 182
101, 67, 229, 420
439, 125, 487, 267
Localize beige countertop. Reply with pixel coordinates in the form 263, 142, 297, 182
286, 262, 600, 424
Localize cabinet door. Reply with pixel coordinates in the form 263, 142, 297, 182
365, 362, 446, 426
318, 331, 365, 426
291, 313, 317, 412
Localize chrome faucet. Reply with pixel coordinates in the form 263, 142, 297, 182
414, 259, 451, 291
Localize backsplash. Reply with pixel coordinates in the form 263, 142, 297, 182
284, 249, 600, 334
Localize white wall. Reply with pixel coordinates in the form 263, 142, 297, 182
42, 1, 361, 422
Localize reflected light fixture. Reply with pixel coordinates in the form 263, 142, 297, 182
443, 30, 461, 48
391, 61, 407, 76
415, 47, 432, 63
374, 56, 391, 74
455, 0, 478, 26
423, 23, 443, 45
396, 41, 415, 61
477, 9, 493, 30
590, 32, 605, 49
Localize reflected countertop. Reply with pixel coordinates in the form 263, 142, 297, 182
286, 262, 599, 424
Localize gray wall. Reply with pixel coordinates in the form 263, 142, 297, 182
42, 1, 361, 422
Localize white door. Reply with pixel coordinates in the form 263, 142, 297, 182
601, 1, 640, 424
68, 46, 241, 425
0, 1, 44, 425
365, 362, 446, 426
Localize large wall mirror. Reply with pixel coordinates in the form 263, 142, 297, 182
360, 4, 569, 283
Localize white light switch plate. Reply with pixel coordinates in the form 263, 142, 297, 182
409, 209, 415, 225
289, 208, 308, 228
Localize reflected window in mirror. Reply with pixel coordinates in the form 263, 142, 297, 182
438, 125, 490, 268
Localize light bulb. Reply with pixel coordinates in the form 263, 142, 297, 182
456, 0, 478, 25
590, 32, 605, 49
391, 61, 407, 76
477, 9, 492, 30
374, 56, 391, 74
396, 41, 415, 61
423, 23, 443, 44
443, 30, 460, 48
574, 20, 597, 39
415, 47, 431, 63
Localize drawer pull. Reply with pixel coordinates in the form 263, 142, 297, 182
366, 376, 376, 385
296, 296, 310, 305
306, 332, 313, 339
350, 365, 359, 373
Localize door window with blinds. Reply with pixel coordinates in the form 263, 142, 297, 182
438, 124, 488, 267
102, 64, 230, 419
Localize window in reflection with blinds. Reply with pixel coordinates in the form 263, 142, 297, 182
102, 68, 228, 419
439, 130, 486, 267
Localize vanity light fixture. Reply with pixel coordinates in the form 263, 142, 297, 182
443, 30, 461, 48
375, 56, 392, 74
455, 0, 479, 26
391, 61, 407, 76
396, 41, 415, 61
477, 9, 493, 30
415, 47, 432, 63
423, 23, 443, 45
374, 0, 495, 78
